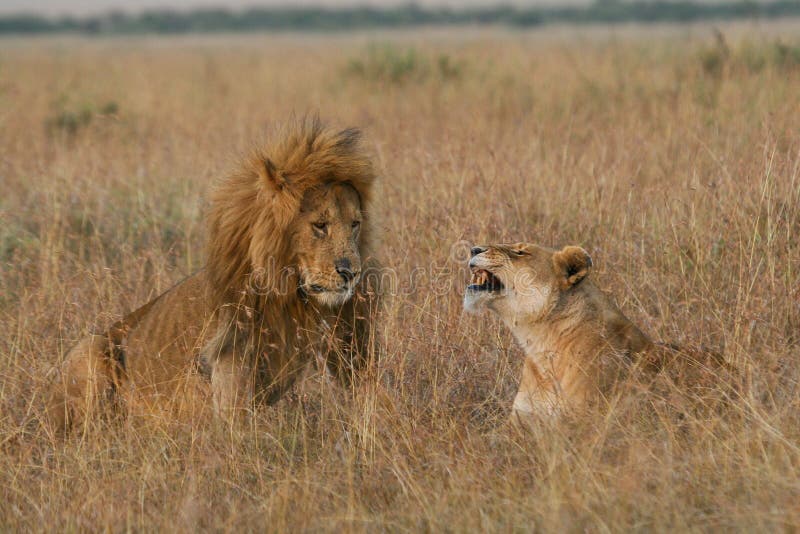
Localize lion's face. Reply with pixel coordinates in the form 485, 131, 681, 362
290, 182, 363, 307
463, 242, 592, 320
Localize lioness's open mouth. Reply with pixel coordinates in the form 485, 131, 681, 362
467, 269, 504, 292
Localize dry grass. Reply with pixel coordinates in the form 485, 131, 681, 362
1, 25, 799, 531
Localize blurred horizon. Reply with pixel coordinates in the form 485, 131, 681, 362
3, 0, 785, 17
1, 0, 796, 34
0, 0, 587, 17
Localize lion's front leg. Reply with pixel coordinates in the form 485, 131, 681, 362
210, 353, 254, 422
200, 319, 256, 424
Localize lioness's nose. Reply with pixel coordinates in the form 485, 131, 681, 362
470, 246, 487, 257
335, 258, 355, 283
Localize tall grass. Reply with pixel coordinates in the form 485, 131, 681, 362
0, 26, 798, 530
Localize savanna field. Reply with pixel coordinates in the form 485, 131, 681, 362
1, 23, 799, 531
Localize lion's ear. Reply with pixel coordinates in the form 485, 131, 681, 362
552, 246, 592, 289
258, 158, 288, 190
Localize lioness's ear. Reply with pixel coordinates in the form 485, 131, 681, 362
552, 246, 592, 289
258, 158, 288, 190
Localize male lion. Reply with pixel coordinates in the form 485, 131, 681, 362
48, 118, 380, 432
464, 242, 728, 427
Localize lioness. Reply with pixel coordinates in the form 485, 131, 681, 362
47, 118, 380, 432
464, 242, 656, 425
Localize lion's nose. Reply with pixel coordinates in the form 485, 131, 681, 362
335, 258, 355, 283
470, 246, 487, 257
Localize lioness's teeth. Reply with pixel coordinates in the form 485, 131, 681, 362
470, 270, 490, 286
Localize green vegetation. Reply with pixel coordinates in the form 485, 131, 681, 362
1, 1, 799, 34
346, 44, 464, 85
699, 33, 800, 78
46, 98, 119, 137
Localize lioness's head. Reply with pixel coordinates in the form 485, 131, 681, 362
291, 182, 363, 307
463, 242, 592, 319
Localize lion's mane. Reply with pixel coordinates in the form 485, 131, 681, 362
206, 118, 377, 310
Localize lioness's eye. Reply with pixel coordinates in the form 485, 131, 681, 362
514, 249, 526, 256
352, 220, 361, 229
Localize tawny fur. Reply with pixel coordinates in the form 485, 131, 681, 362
464, 242, 727, 427
47, 118, 381, 433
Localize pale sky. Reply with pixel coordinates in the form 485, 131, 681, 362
1, 0, 578, 16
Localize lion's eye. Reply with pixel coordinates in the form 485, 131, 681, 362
514, 249, 526, 256
351, 220, 361, 229
313, 222, 328, 233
